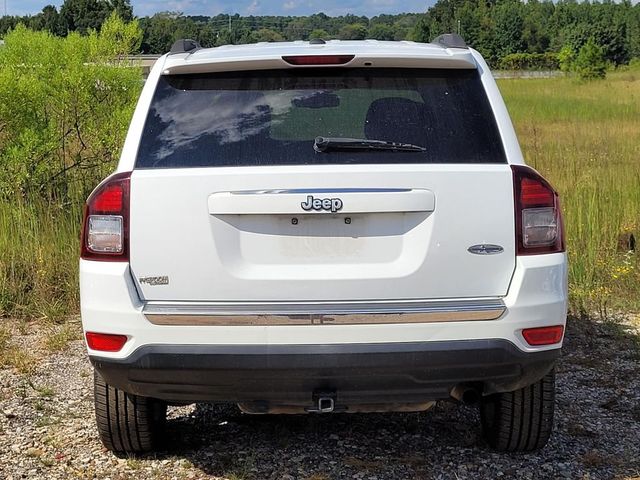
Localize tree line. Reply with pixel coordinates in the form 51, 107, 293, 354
0, 1, 419, 52
0, 0, 639, 68
413, 0, 639, 67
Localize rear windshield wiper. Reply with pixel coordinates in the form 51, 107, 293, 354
313, 136, 427, 153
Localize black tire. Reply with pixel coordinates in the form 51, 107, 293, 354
94, 370, 167, 455
480, 368, 555, 452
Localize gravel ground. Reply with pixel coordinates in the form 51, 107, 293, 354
0, 316, 639, 480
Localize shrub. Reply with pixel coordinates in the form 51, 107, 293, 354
250, 28, 284, 43
0, 15, 142, 319
0, 12, 142, 203
499, 52, 560, 71
309, 29, 330, 40
338, 24, 367, 40
558, 45, 575, 73
574, 38, 607, 80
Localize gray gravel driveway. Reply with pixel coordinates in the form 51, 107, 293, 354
0, 316, 639, 479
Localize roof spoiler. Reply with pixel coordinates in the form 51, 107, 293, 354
169, 39, 201, 55
432, 33, 468, 50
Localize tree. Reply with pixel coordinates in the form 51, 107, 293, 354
0, 16, 142, 200
494, 0, 525, 58
368, 23, 395, 40
338, 23, 367, 40
409, 0, 638, 68
197, 24, 217, 48
41, 5, 66, 36
284, 19, 307, 40
574, 38, 607, 79
520, 0, 552, 53
139, 12, 178, 53
60, 0, 108, 34
309, 28, 330, 40
59, 0, 132, 34
7, 1, 637, 66
628, 4, 640, 59
558, 45, 575, 72
94, 11, 142, 57
251, 28, 284, 42
110, 0, 133, 22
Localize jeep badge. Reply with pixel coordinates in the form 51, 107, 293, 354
300, 195, 343, 213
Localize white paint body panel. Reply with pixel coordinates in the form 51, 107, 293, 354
80, 253, 567, 357
128, 165, 516, 301
161, 40, 478, 75
81, 40, 566, 359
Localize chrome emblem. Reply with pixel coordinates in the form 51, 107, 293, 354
301, 195, 343, 213
139, 276, 169, 286
468, 244, 504, 255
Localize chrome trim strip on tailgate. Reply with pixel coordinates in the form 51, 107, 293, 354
143, 299, 506, 326
208, 188, 435, 215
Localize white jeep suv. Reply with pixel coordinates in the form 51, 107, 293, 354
80, 34, 567, 455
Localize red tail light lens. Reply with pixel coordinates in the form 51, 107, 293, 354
522, 325, 564, 346
282, 55, 355, 65
520, 177, 555, 208
512, 165, 565, 255
85, 332, 128, 352
92, 183, 124, 212
81, 172, 131, 261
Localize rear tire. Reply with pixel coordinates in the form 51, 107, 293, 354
480, 368, 555, 452
94, 370, 167, 454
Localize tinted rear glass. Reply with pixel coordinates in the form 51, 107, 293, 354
135, 68, 506, 168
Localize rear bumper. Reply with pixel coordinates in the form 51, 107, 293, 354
82, 252, 566, 405
91, 339, 559, 404
80, 253, 568, 358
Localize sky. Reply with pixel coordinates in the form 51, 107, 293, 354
5, 0, 431, 17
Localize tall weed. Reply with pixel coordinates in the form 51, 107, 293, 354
0, 16, 141, 319
498, 70, 640, 314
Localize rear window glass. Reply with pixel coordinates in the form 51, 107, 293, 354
135, 68, 506, 168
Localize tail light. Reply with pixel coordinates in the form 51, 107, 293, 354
522, 325, 564, 346
81, 172, 131, 261
512, 165, 564, 255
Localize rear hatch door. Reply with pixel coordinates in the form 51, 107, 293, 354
129, 67, 515, 302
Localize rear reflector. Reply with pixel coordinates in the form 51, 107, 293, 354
85, 332, 128, 352
522, 325, 564, 346
282, 55, 355, 65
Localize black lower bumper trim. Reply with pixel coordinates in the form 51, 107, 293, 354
91, 340, 559, 404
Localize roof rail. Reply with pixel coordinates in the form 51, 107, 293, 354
432, 33, 468, 49
169, 39, 201, 55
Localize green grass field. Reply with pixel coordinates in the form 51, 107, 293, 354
1, 69, 639, 319
498, 69, 640, 314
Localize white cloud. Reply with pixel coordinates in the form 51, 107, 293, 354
367, 0, 396, 6
247, 0, 261, 14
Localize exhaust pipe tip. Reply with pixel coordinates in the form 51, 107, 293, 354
461, 388, 480, 405
450, 385, 481, 405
